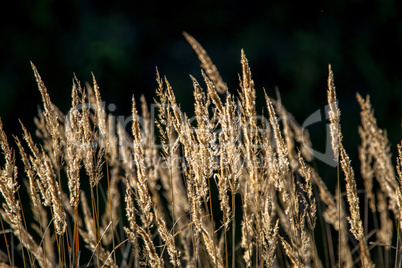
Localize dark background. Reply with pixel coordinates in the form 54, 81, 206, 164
0, 1, 401, 192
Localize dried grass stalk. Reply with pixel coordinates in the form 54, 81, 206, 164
357, 93, 398, 215
183, 32, 228, 94
0, 119, 52, 268
327, 68, 372, 267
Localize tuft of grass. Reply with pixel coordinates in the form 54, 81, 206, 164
0, 33, 401, 267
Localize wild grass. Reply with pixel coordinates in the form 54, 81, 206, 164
0, 33, 401, 267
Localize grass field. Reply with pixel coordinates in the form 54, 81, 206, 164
0, 33, 401, 267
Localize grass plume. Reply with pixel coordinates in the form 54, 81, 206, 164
0, 33, 401, 267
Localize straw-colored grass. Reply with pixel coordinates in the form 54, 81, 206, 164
0, 33, 401, 267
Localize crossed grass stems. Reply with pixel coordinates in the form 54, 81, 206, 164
0, 32, 402, 267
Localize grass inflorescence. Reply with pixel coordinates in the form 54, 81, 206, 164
0, 33, 401, 267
